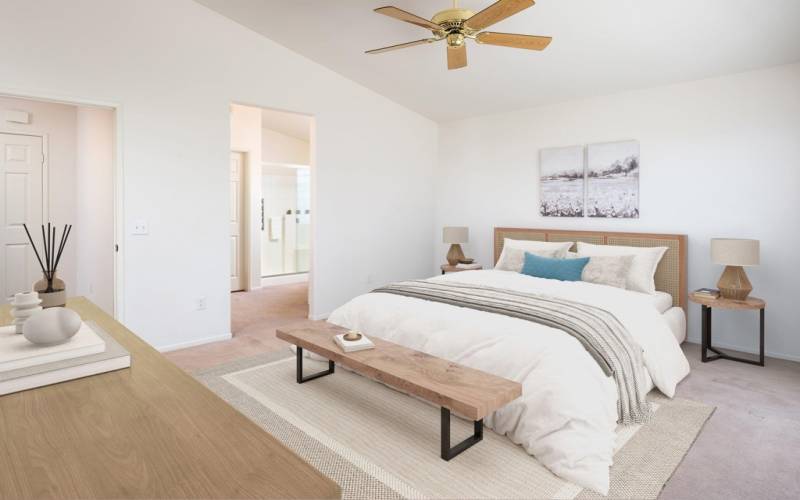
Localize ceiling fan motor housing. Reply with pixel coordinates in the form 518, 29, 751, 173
431, 8, 476, 36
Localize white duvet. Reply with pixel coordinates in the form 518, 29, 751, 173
328, 270, 690, 494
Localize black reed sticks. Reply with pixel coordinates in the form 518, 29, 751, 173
22, 223, 72, 292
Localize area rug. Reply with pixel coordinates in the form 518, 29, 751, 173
195, 350, 713, 499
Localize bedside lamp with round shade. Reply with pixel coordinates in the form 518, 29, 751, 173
711, 238, 760, 300
443, 226, 468, 265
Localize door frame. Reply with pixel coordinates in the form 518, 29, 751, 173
0, 88, 125, 321
229, 101, 316, 316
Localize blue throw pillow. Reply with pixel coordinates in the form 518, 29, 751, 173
521, 252, 590, 282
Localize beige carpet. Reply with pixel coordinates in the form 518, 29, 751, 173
197, 351, 713, 499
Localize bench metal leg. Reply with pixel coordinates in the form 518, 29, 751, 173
296, 346, 335, 384
440, 407, 483, 460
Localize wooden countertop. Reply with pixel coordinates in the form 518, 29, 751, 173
0, 298, 340, 499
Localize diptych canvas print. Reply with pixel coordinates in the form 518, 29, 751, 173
540, 140, 640, 219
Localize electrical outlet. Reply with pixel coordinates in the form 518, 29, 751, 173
132, 220, 149, 235
133, 220, 148, 235
196, 297, 207, 311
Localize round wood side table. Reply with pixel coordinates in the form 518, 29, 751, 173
689, 292, 766, 366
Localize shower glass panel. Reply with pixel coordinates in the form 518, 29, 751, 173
261, 165, 311, 277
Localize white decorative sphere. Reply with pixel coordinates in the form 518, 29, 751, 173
22, 308, 82, 345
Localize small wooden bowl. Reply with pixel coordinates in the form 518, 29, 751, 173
343, 331, 362, 341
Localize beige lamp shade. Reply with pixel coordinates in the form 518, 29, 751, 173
443, 226, 469, 244
711, 238, 760, 266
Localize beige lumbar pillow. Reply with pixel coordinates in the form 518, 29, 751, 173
576, 242, 668, 294
496, 247, 559, 272
581, 255, 635, 289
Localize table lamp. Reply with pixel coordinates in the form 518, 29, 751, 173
443, 226, 468, 265
711, 238, 759, 300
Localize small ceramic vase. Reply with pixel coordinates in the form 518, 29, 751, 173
33, 274, 66, 309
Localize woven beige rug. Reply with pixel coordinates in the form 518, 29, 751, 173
197, 351, 713, 500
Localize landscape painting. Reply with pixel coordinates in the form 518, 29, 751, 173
586, 140, 640, 218
539, 145, 585, 217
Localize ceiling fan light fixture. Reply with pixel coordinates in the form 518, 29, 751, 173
447, 33, 465, 48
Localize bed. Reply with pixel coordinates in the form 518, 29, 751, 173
327, 228, 690, 494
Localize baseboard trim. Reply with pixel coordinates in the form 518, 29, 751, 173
158, 332, 233, 353
261, 273, 309, 287
685, 338, 800, 363
309, 311, 330, 321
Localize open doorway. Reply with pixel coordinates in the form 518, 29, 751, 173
229, 103, 312, 339
0, 94, 117, 315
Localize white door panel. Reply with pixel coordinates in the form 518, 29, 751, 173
1, 133, 44, 299
230, 152, 246, 291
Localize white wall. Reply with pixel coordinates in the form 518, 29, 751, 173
263, 127, 309, 165
75, 107, 115, 315
435, 63, 800, 361
0, 96, 77, 292
0, 0, 437, 350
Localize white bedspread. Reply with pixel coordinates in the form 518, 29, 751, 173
328, 270, 690, 494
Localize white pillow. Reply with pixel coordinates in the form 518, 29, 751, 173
505, 238, 573, 257
495, 239, 573, 272
576, 242, 668, 294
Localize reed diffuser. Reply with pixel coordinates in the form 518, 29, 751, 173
22, 222, 72, 308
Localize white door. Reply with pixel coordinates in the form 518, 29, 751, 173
230, 152, 246, 291
0, 133, 44, 299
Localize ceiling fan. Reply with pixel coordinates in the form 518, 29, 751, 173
365, 0, 551, 70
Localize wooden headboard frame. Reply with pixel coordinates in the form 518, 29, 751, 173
494, 228, 688, 311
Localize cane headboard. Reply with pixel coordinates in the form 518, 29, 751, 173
494, 228, 688, 310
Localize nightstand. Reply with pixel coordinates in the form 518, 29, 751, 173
689, 292, 766, 366
441, 264, 482, 275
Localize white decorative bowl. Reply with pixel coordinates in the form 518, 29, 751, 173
22, 308, 82, 345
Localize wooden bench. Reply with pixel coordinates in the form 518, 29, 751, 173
276, 321, 522, 460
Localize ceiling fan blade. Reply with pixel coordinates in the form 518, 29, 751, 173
464, 0, 535, 32
374, 6, 444, 32
366, 38, 438, 54
447, 44, 467, 70
476, 32, 552, 50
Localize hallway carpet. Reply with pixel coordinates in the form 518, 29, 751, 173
165, 283, 308, 372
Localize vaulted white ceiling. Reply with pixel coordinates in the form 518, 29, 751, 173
198, 0, 800, 122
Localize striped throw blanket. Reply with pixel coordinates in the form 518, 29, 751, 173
373, 280, 652, 424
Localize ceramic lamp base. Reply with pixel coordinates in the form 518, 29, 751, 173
446, 244, 466, 266
717, 265, 752, 301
